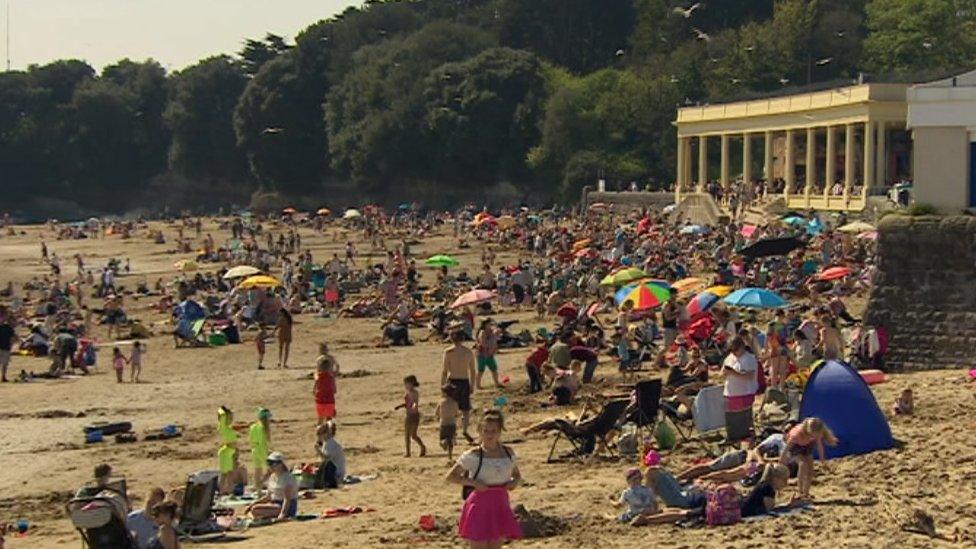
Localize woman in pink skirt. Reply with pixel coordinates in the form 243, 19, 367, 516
447, 410, 523, 548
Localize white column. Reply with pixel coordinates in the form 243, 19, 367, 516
863, 121, 875, 199
825, 125, 836, 199
676, 137, 685, 190
720, 134, 730, 188
844, 123, 855, 201
805, 127, 816, 200
763, 130, 774, 181
875, 122, 887, 189
784, 129, 795, 200
698, 135, 708, 192
742, 133, 752, 187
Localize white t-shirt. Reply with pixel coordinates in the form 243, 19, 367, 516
722, 351, 758, 397
320, 438, 347, 480
126, 509, 157, 549
457, 448, 517, 486
267, 471, 298, 501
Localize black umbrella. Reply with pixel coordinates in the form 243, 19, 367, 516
739, 236, 806, 258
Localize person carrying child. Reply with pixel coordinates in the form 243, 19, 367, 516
436, 383, 459, 461
314, 351, 338, 425
112, 347, 128, 383
395, 375, 427, 457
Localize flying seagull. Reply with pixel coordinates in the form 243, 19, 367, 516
692, 28, 711, 42
730, 78, 742, 84
615, 49, 626, 57
669, 75, 680, 83
744, 45, 755, 52
815, 57, 833, 66
836, 31, 845, 38
779, 77, 790, 85
262, 127, 283, 135
922, 41, 933, 49
672, 3, 703, 18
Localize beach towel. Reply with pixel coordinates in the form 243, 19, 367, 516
321, 506, 375, 519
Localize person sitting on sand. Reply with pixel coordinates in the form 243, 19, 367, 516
127, 487, 165, 549
893, 388, 914, 415
614, 468, 658, 525
315, 422, 346, 489
149, 500, 180, 549
248, 452, 298, 522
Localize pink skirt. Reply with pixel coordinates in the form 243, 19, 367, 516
458, 487, 523, 542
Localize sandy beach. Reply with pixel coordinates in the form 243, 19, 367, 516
1, 219, 974, 548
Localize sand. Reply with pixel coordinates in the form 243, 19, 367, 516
0, 219, 974, 548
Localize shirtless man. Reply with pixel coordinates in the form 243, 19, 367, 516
441, 330, 476, 444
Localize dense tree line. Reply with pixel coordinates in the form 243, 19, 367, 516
2, 0, 976, 217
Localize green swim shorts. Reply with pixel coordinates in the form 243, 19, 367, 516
477, 355, 498, 373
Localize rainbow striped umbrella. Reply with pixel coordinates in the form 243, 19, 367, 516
618, 282, 672, 311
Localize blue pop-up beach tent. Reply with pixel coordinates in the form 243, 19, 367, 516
799, 360, 895, 459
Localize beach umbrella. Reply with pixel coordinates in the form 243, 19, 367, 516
739, 237, 806, 258
618, 283, 669, 311
343, 209, 362, 219
723, 287, 787, 309
237, 275, 282, 290
817, 266, 852, 281
740, 224, 758, 238
574, 247, 599, 260
556, 304, 579, 318
425, 254, 459, 267
671, 277, 705, 295
782, 216, 805, 226
704, 285, 733, 297
174, 259, 198, 272
588, 202, 609, 212
600, 267, 650, 287
222, 265, 261, 279
837, 221, 875, 234
496, 215, 516, 229
857, 230, 878, 241
316, 208, 332, 216
451, 289, 496, 309
614, 280, 671, 305
680, 225, 706, 235
282, 207, 297, 214
686, 291, 721, 316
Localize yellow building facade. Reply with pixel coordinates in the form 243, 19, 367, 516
674, 83, 910, 211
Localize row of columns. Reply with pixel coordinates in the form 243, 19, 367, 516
677, 121, 887, 205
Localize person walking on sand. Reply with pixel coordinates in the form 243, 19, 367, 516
129, 341, 145, 383
273, 308, 293, 368
441, 330, 477, 444
395, 375, 427, 457
112, 347, 128, 383
475, 318, 501, 389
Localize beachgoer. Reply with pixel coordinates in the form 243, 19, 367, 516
441, 330, 477, 444
248, 452, 298, 521
475, 318, 501, 389
446, 410, 522, 547
740, 463, 796, 517
130, 341, 144, 383
395, 375, 426, 457
615, 467, 658, 525
0, 316, 15, 382
148, 501, 180, 549
781, 417, 838, 501
721, 337, 758, 412
314, 355, 337, 425
273, 308, 293, 368
255, 325, 268, 370
893, 388, 914, 415
112, 347, 128, 383
437, 383, 459, 461
315, 422, 346, 488
523, 336, 548, 394
249, 408, 272, 491
127, 487, 165, 549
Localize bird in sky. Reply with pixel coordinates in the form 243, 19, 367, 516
922, 41, 933, 49
816, 57, 833, 66
779, 77, 790, 85
669, 75, 680, 83
616, 49, 626, 57
672, 2, 703, 18
730, 78, 742, 84
836, 31, 845, 38
744, 45, 755, 52
262, 127, 283, 134
692, 28, 711, 42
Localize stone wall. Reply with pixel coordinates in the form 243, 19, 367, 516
864, 215, 976, 371
581, 189, 675, 212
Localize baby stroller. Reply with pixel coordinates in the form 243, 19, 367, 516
67, 482, 135, 549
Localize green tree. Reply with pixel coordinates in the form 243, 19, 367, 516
240, 33, 292, 76
325, 21, 494, 192
100, 59, 170, 183
863, 0, 976, 73
421, 47, 548, 189
165, 55, 250, 183
495, 0, 637, 74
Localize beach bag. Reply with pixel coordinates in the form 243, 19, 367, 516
82, 345, 96, 366
653, 421, 677, 451
705, 484, 742, 526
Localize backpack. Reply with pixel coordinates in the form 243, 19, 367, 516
705, 484, 742, 526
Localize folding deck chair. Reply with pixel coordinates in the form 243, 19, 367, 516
546, 399, 629, 463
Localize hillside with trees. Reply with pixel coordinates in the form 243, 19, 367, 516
2, 0, 975, 217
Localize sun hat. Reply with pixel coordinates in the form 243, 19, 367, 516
266, 451, 286, 465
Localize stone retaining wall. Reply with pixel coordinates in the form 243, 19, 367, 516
864, 215, 976, 371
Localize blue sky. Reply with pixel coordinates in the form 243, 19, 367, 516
3, 0, 359, 71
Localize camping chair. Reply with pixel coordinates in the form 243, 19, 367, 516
660, 385, 726, 453
67, 490, 137, 549
546, 399, 629, 463
625, 379, 663, 439
177, 470, 226, 541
